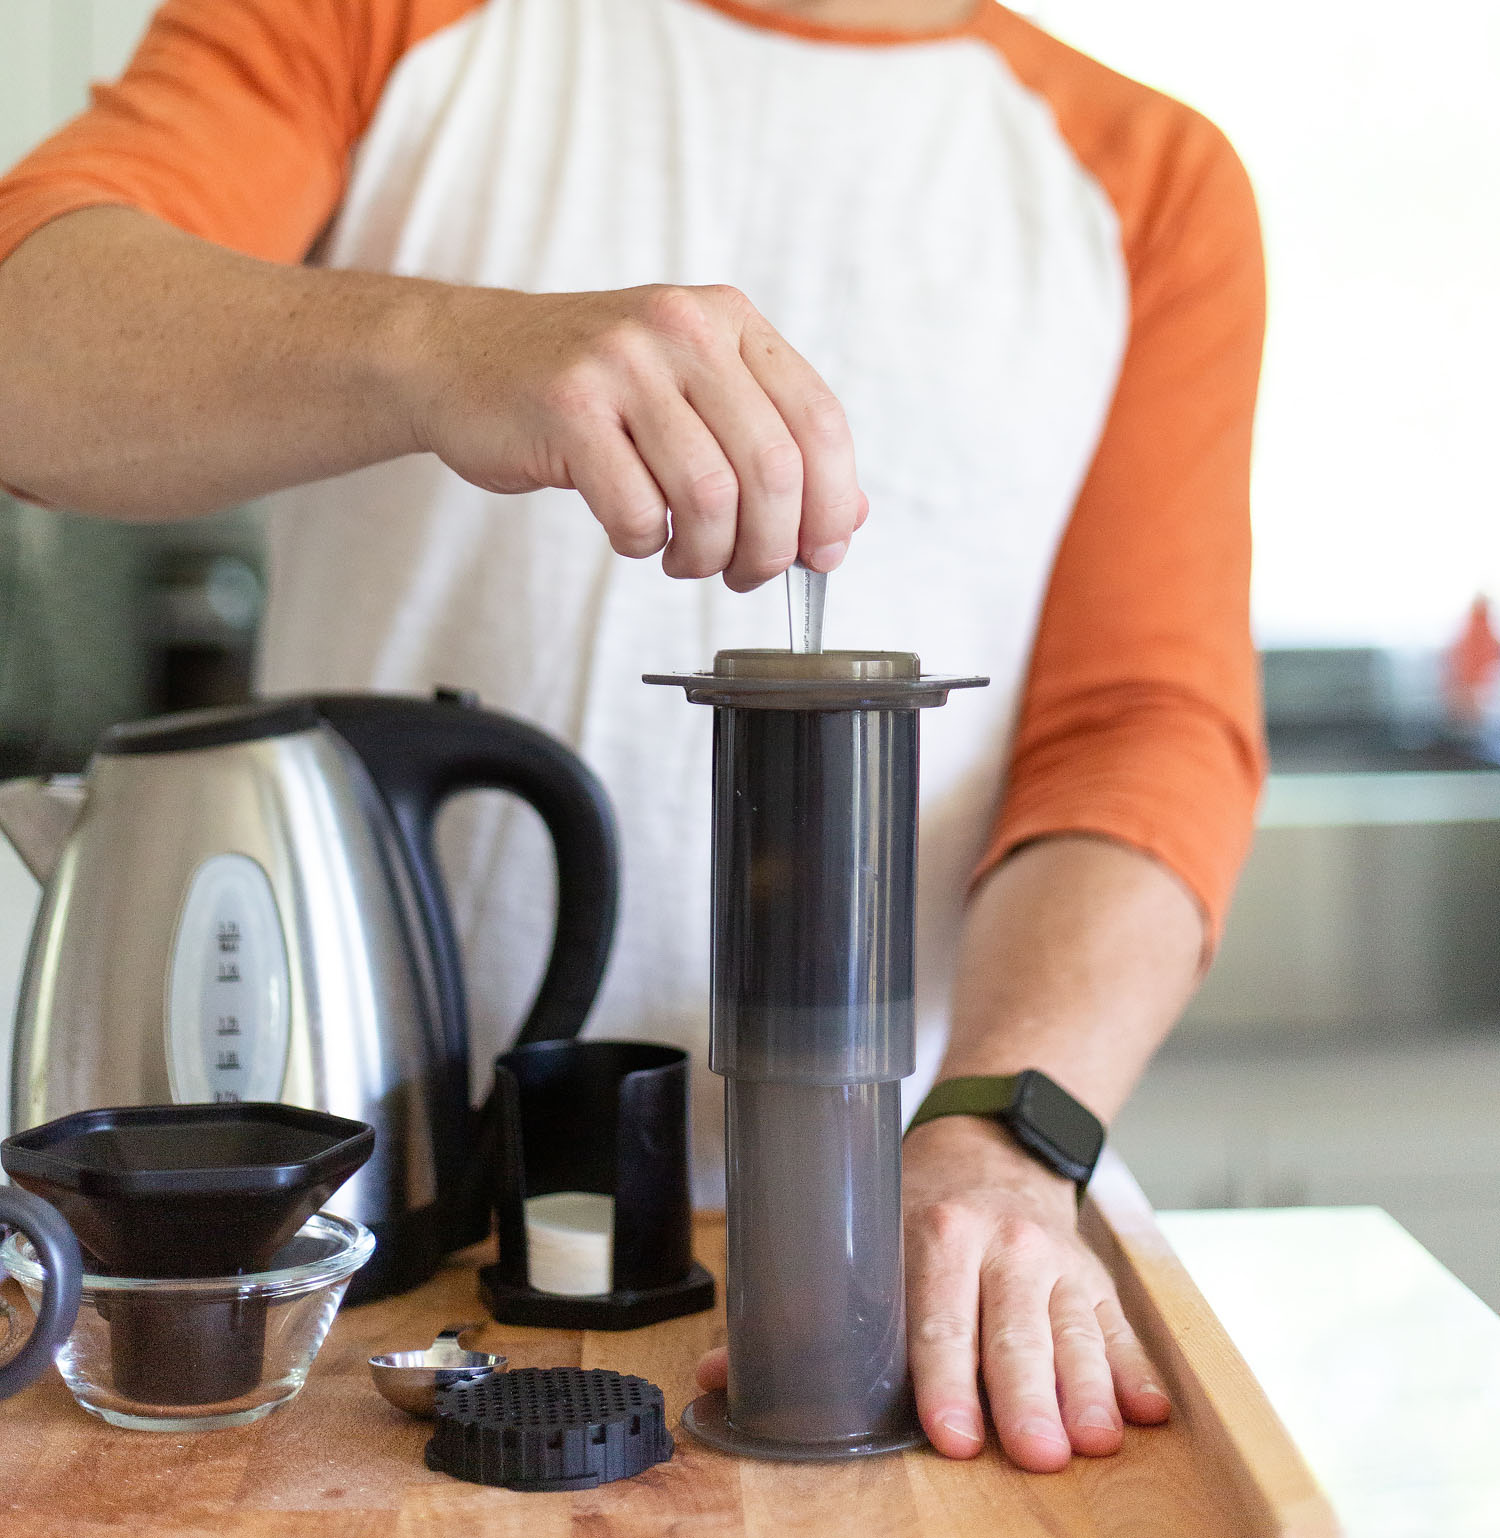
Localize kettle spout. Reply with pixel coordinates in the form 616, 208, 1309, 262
0, 776, 86, 884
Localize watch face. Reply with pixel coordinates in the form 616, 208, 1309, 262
1014, 1071, 1105, 1175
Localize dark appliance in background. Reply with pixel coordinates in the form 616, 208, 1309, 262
1263, 646, 1499, 772
0, 496, 264, 778
1180, 645, 1500, 1044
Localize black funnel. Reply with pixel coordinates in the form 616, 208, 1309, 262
1, 1103, 374, 1276
1, 1103, 374, 1406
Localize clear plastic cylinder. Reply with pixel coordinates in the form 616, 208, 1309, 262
724, 1079, 910, 1445
709, 656, 921, 1455
647, 650, 985, 1460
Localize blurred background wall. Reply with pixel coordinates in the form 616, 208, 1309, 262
1, 2, 1497, 1303
0, 0, 160, 170
1027, 0, 1500, 1309
1031, 0, 1500, 649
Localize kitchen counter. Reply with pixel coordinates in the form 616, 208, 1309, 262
1161, 1206, 1500, 1538
0, 1168, 1337, 1537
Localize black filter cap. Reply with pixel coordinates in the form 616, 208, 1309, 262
425, 1367, 673, 1491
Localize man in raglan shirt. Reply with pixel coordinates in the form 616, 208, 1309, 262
0, 0, 1265, 1471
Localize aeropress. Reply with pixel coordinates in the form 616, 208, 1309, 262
2, 1102, 373, 1405
647, 640, 985, 1460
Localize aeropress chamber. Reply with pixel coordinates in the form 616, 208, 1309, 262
1, 1103, 373, 1405
646, 650, 985, 1461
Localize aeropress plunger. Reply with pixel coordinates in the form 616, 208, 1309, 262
1, 1103, 373, 1405
647, 650, 986, 1460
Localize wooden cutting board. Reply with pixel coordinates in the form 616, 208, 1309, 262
0, 1156, 1338, 1537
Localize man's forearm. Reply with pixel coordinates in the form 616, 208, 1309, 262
0, 208, 437, 519
899, 833, 1201, 1466
0, 206, 865, 586
936, 833, 1205, 1123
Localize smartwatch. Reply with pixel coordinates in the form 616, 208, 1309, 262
905, 1070, 1105, 1192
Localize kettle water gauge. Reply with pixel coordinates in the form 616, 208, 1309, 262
166, 852, 292, 1105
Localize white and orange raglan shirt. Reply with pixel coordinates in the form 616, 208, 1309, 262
0, 0, 1266, 1195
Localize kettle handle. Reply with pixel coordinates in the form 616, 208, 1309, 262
0, 1187, 83, 1401
314, 692, 619, 1076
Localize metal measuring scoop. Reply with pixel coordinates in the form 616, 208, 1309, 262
786, 562, 827, 654
368, 1324, 506, 1417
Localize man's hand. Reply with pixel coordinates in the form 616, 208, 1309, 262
0, 213, 866, 583
410, 283, 868, 591
692, 1110, 1169, 1471
901, 1114, 1169, 1470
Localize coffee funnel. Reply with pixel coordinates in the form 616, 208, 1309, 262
2, 1103, 374, 1406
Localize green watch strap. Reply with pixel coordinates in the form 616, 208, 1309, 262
905, 1071, 1104, 1197
906, 1074, 1020, 1132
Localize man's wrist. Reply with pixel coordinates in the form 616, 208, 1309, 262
907, 1070, 1104, 1195
373, 276, 467, 458
903, 1112, 1077, 1221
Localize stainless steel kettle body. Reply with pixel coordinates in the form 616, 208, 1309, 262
3, 692, 618, 1302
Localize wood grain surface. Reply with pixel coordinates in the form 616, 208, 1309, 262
0, 1158, 1338, 1537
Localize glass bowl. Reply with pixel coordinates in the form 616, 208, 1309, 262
1, 1211, 373, 1431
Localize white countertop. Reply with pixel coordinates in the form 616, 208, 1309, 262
1160, 1206, 1500, 1538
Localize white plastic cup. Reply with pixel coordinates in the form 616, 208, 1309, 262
524, 1191, 614, 1296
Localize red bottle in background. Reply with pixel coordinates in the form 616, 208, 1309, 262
1445, 595, 1500, 730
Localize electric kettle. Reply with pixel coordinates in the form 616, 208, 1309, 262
0, 690, 618, 1302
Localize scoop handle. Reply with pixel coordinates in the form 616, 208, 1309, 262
0, 1187, 82, 1400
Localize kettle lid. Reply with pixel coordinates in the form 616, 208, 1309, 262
98, 699, 323, 757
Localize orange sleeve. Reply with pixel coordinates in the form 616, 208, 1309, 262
0, 0, 477, 268
971, 11, 1268, 941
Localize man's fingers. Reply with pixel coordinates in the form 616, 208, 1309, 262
906, 1202, 987, 1458
564, 412, 669, 559
528, 286, 862, 586
681, 355, 804, 594
737, 308, 863, 572
621, 386, 740, 580
695, 1345, 728, 1393
1049, 1281, 1123, 1457
1096, 1295, 1171, 1426
978, 1227, 1071, 1473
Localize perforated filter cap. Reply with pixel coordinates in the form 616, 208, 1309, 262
424, 1367, 673, 1491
